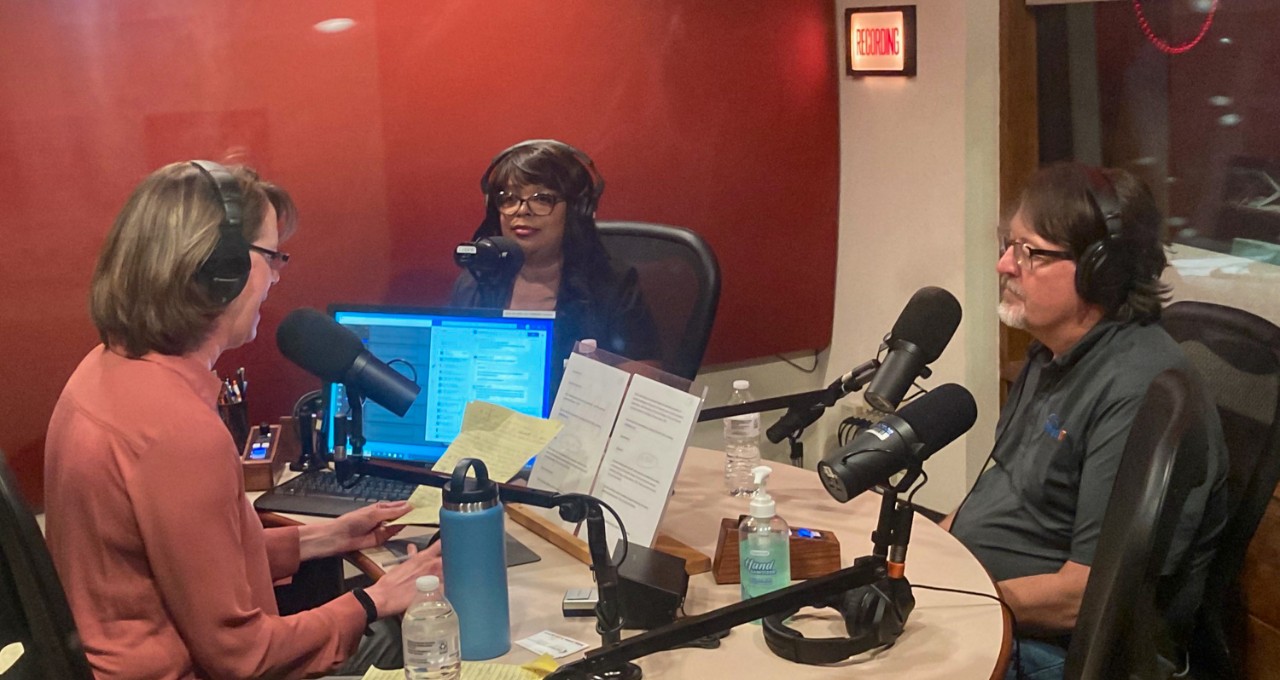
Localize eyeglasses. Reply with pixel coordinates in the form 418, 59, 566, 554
494, 191, 562, 216
999, 235, 1071, 271
249, 244, 290, 271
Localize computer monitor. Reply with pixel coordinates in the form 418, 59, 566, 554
324, 304, 557, 466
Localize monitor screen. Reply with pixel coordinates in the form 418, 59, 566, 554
324, 305, 556, 466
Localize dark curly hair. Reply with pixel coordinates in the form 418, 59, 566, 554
472, 140, 613, 308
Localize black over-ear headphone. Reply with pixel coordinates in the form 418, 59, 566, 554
1075, 166, 1130, 309
189, 160, 251, 305
762, 576, 915, 665
478, 139, 605, 223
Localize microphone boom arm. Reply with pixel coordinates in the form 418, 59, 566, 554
697, 359, 880, 468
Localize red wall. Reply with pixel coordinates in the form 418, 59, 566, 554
0, 1, 839, 506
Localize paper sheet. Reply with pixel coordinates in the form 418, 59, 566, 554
360, 653, 558, 680
0, 641, 23, 674
391, 401, 563, 526
434, 401, 563, 483
527, 353, 632, 527
590, 374, 703, 547
392, 485, 443, 526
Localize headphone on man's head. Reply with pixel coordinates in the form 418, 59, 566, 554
762, 576, 914, 665
1074, 166, 1131, 310
189, 160, 251, 305
478, 139, 605, 223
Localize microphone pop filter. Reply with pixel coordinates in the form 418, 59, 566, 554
895, 383, 977, 455
276, 308, 364, 382
890, 287, 962, 363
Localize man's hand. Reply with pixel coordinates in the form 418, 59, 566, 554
297, 501, 411, 561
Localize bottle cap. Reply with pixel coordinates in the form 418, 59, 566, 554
733, 379, 750, 390
748, 465, 775, 518
416, 575, 440, 592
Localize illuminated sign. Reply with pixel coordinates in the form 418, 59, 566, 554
845, 6, 917, 77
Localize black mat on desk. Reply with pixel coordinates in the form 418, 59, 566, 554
385, 532, 540, 568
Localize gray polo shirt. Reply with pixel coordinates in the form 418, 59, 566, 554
952, 319, 1227, 632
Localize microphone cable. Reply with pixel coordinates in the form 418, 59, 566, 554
909, 583, 1025, 680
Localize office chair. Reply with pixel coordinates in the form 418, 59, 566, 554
1161, 301, 1280, 678
0, 451, 94, 679
596, 221, 721, 380
1064, 369, 1205, 680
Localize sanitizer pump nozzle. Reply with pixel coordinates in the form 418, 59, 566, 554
748, 465, 775, 519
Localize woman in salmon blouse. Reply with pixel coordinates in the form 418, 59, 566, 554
44, 160, 440, 678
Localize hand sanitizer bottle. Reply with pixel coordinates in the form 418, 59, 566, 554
738, 465, 790, 619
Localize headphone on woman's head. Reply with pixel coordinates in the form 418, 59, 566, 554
1074, 166, 1133, 310
478, 139, 605, 222
762, 577, 915, 665
189, 160, 251, 305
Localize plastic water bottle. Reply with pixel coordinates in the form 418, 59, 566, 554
724, 379, 762, 496
402, 575, 461, 680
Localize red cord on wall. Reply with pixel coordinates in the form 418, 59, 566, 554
1130, 0, 1219, 55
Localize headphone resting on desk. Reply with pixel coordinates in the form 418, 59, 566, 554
762, 576, 915, 664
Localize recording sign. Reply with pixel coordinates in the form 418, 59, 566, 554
845, 6, 917, 77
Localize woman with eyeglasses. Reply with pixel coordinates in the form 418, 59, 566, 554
43, 161, 442, 679
451, 139, 661, 375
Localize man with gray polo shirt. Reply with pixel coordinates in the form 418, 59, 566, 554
943, 163, 1227, 680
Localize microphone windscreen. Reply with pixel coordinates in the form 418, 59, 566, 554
896, 383, 978, 455
276, 308, 364, 382
485, 236, 524, 264
891, 287, 962, 362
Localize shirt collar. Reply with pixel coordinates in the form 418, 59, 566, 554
1028, 319, 1123, 373
110, 347, 224, 407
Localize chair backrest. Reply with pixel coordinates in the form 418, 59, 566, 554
1065, 369, 1205, 680
1160, 300, 1280, 675
596, 221, 721, 380
0, 451, 93, 679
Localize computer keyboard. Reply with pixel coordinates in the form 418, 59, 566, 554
253, 471, 420, 518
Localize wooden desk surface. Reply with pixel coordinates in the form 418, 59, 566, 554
267, 448, 1008, 678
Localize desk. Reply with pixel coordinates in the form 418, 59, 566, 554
266, 448, 1009, 678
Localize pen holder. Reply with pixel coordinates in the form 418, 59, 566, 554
219, 401, 249, 453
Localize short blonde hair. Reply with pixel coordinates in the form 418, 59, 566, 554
89, 161, 295, 357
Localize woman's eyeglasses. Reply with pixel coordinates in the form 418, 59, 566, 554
494, 191, 562, 216
249, 245, 290, 271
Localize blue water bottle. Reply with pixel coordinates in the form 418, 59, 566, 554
439, 458, 511, 660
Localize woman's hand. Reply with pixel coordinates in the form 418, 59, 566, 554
297, 501, 412, 561
364, 541, 444, 618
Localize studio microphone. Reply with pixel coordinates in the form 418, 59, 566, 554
765, 358, 878, 444
864, 287, 962, 413
276, 308, 421, 417
816, 383, 977, 502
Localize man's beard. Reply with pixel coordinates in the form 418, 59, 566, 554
997, 275, 1027, 329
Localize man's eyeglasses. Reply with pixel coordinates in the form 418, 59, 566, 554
999, 236, 1071, 271
249, 245, 290, 271
494, 191, 562, 216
